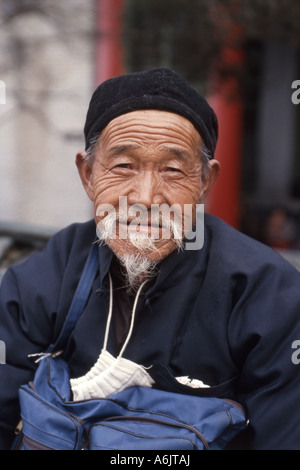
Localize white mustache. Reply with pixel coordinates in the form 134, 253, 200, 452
104, 208, 182, 238
98, 207, 184, 253
119, 206, 177, 228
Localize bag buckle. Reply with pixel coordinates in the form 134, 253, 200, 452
28, 350, 63, 363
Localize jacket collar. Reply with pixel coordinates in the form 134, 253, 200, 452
96, 233, 208, 297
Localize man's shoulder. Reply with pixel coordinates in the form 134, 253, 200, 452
204, 212, 262, 250
8, 219, 96, 282
204, 213, 298, 273
50, 219, 96, 247
39, 219, 97, 271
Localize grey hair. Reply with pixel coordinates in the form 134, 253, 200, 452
199, 142, 213, 182
85, 131, 213, 181
84, 134, 100, 165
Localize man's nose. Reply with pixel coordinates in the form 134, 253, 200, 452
128, 171, 164, 208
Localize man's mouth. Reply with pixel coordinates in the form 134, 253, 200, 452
118, 220, 163, 236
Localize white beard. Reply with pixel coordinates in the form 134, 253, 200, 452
98, 207, 184, 292
118, 252, 159, 293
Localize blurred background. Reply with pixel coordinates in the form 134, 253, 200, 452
1, 0, 300, 276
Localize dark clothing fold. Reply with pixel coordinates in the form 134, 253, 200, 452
1, 214, 300, 449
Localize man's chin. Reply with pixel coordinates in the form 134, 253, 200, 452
104, 237, 180, 262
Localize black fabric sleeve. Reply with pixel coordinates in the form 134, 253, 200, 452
228, 257, 300, 449
0, 221, 94, 449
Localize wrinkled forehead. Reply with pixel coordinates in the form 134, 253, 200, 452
99, 109, 202, 151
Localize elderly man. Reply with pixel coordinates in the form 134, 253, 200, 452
1, 68, 300, 450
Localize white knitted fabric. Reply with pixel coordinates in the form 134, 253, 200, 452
70, 275, 154, 401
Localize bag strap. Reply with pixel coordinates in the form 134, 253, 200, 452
50, 242, 99, 353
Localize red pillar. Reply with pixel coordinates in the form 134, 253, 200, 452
95, 0, 125, 85
206, 45, 244, 229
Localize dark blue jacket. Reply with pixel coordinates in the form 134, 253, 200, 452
1, 214, 300, 449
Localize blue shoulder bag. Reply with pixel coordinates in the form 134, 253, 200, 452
13, 244, 247, 450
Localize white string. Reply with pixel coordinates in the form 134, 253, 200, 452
102, 273, 148, 358
102, 273, 114, 351
119, 278, 148, 358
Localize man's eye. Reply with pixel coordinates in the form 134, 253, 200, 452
112, 163, 133, 171
163, 167, 185, 180
117, 163, 131, 168
165, 167, 183, 175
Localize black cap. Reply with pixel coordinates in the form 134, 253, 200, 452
84, 68, 218, 158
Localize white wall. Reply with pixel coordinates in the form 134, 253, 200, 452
257, 42, 297, 204
0, 1, 96, 231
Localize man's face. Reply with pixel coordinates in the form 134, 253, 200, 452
77, 110, 219, 262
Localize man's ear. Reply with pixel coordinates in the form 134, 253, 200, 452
201, 159, 221, 201
76, 151, 94, 201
